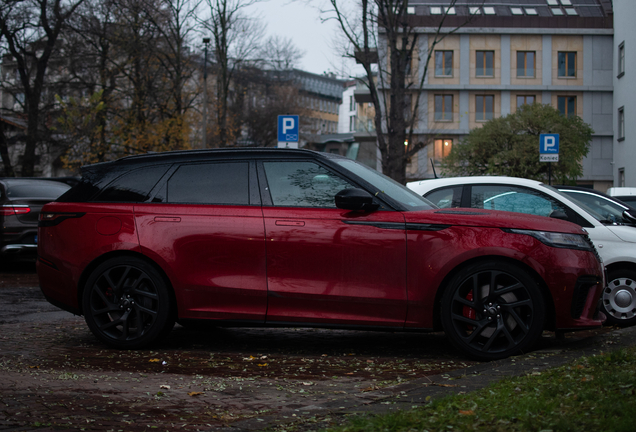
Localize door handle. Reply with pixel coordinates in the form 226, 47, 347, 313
275, 220, 305, 227
154, 217, 181, 222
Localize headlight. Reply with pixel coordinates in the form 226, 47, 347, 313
505, 229, 594, 252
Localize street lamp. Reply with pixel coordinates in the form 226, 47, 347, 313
202, 37, 210, 149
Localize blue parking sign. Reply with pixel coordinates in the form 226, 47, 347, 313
278, 115, 299, 142
540, 134, 559, 154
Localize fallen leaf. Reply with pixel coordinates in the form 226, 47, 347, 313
432, 383, 457, 388
360, 386, 379, 392
29, 366, 40, 369
459, 410, 475, 415
188, 392, 203, 397
302, 382, 313, 386
149, 359, 161, 363
257, 363, 268, 367
160, 385, 170, 390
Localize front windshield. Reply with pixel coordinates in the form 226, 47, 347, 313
560, 189, 634, 225
334, 159, 436, 211
544, 184, 634, 225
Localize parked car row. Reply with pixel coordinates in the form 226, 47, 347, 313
407, 176, 636, 328
36, 149, 604, 361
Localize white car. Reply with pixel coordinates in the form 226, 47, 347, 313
407, 176, 636, 327
607, 187, 636, 209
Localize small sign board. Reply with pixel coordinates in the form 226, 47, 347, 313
540, 154, 559, 162
278, 115, 299, 146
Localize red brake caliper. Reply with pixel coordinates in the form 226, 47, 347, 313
463, 290, 476, 329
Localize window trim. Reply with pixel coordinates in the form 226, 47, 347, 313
557, 95, 577, 118
475, 94, 495, 122
516, 95, 536, 108
618, 41, 625, 78
516, 51, 536, 78
557, 51, 577, 78
434, 94, 454, 122
618, 106, 625, 142
435, 50, 453, 77
476, 50, 495, 78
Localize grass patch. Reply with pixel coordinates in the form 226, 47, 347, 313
327, 347, 636, 432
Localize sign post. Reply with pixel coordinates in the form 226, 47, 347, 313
278, 115, 299, 148
540, 133, 559, 185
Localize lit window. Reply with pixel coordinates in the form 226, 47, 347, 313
476, 51, 494, 77
469, 7, 481, 14
434, 95, 453, 121
430, 6, 442, 15
484, 7, 496, 14
558, 52, 577, 78
511, 7, 523, 15
565, 8, 578, 15
557, 96, 576, 118
434, 139, 453, 161
618, 107, 625, 141
525, 8, 538, 15
476, 95, 494, 121
551, 8, 564, 15
618, 42, 625, 77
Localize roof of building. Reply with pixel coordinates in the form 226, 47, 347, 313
407, 0, 612, 29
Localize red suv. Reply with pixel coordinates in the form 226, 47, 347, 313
37, 149, 604, 360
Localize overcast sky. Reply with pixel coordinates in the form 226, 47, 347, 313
251, 0, 356, 77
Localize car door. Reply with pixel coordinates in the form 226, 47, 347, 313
259, 159, 408, 327
134, 160, 267, 322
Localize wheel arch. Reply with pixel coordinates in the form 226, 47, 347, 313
77, 251, 178, 321
605, 261, 636, 276
431, 255, 556, 331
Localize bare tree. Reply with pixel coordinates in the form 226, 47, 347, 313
0, 0, 86, 176
202, 0, 264, 147
324, 0, 476, 183
260, 35, 306, 71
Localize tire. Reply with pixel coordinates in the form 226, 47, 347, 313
601, 269, 636, 327
440, 260, 546, 361
82, 256, 174, 349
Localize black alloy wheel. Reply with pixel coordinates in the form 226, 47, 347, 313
441, 260, 545, 361
601, 269, 636, 327
82, 256, 174, 349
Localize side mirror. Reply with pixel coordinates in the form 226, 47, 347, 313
623, 210, 636, 225
549, 210, 568, 221
335, 188, 379, 211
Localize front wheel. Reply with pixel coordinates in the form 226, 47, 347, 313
601, 269, 636, 327
441, 260, 545, 361
82, 256, 174, 349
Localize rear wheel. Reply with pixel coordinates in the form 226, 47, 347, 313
601, 269, 636, 327
82, 256, 174, 349
441, 260, 545, 361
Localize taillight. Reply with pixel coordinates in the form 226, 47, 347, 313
1, 205, 31, 216
38, 212, 85, 227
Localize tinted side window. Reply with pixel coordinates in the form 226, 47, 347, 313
263, 161, 353, 208
167, 162, 249, 204
425, 186, 462, 208
94, 165, 168, 202
472, 185, 566, 217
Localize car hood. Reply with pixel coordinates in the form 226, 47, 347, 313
405, 208, 586, 235
605, 225, 636, 243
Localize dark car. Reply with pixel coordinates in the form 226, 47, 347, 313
1, 178, 71, 260
37, 149, 604, 361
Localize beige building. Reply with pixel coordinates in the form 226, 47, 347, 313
383, 1, 615, 189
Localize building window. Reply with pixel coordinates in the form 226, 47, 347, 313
619, 168, 625, 187
557, 96, 576, 117
517, 51, 535, 77
476, 51, 494, 77
516, 95, 535, 108
618, 42, 625, 78
618, 107, 625, 141
435, 50, 453, 77
349, 115, 357, 132
434, 139, 453, 161
434, 94, 453, 121
349, 96, 354, 112
558, 52, 577, 78
476, 95, 494, 121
